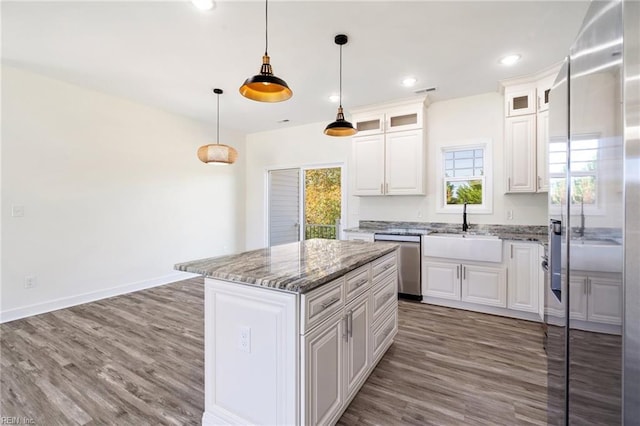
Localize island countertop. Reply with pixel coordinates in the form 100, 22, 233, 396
175, 238, 398, 294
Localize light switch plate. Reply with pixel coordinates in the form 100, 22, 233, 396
12, 205, 25, 217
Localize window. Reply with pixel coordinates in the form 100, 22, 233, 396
437, 140, 493, 214
549, 137, 598, 208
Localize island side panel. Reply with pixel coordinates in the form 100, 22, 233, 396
202, 278, 299, 426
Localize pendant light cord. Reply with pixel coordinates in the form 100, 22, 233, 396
216, 92, 220, 145
339, 43, 343, 108
264, 0, 269, 55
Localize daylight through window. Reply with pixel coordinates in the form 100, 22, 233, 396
443, 148, 484, 205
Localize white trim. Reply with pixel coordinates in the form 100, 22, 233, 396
0, 271, 197, 323
435, 139, 494, 214
422, 296, 542, 322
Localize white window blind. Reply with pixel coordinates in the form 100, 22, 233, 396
268, 169, 300, 246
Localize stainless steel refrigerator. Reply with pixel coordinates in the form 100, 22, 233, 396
544, 0, 639, 424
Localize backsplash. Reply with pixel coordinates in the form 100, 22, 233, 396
357, 220, 548, 235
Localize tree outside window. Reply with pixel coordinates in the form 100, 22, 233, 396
444, 148, 485, 205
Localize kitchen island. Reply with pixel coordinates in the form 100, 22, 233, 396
176, 239, 399, 426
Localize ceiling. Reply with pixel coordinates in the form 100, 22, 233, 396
2, 1, 590, 135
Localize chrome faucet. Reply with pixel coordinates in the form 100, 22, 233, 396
462, 202, 469, 232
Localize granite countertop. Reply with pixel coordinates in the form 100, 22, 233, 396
175, 239, 398, 294
344, 221, 548, 244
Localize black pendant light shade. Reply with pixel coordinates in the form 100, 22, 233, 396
239, 0, 292, 102
197, 89, 238, 165
325, 34, 357, 137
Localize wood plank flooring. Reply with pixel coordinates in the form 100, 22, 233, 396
1, 277, 548, 425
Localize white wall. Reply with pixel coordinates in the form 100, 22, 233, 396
355, 92, 548, 225
245, 122, 350, 250
1, 66, 246, 322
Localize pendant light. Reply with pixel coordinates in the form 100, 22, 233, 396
239, 0, 292, 102
197, 89, 238, 165
325, 34, 357, 137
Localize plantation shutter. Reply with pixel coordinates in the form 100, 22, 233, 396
268, 168, 300, 246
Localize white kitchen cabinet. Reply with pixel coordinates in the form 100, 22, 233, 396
569, 273, 622, 325
507, 242, 540, 313
351, 99, 426, 196
303, 312, 344, 426
505, 83, 537, 116
505, 114, 537, 193
385, 129, 424, 195
343, 232, 374, 242
536, 110, 550, 192
503, 65, 560, 194
424, 260, 505, 307
422, 260, 460, 300
344, 293, 370, 401
537, 73, 555, 112
352, 134, 386, 195
461, 264, 507, 308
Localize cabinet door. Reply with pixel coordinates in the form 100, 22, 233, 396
422, 261, 460, 300
461, 264, 507, 307
303, 314, 344, 426
536, 110, 550, 192
386, 106, 423, 132
344, 294, 370, 401
587, 276, 622, 325
352, 135, 385, 196
569, 275, 588, 321
505, 115, 537, 193
505, 84, 537, 116
507, 243, 539, 313
385, 129, 425, 195
537, 74, 555, 112
353, 113, 384, 136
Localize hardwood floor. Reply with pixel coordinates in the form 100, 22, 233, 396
1, 277, 548, 425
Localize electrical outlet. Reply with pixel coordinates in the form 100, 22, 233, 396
239, 326, 251, 353
507, 210, 514, 220
24, 276, 37, 289
12, 205, 25, 217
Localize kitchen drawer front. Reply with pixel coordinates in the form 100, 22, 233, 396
372, 273, 397, 322
371, 305, 398, 363
372, 252, 397, 282
345, 265, 371, 302
301, 278, 345, 334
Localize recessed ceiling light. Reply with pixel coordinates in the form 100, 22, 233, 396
191, 0, 214, 11
402, 77, 417, 87
329, 94, 340, 103
500, 54, 521, 66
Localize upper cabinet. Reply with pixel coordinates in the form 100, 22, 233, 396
351, 98, 427, 196
502, 65, 560, 194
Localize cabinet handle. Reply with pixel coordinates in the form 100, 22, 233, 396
463, 266, 466, 280
588, 278, 591, 295
510, 245, 513, 259
456, 265, 460, 279
382, 262, 394, 272
508, 177, 511, 191
321, 297, 340, 310
538, 176, 542, 189
380, 183, 384, 194
347, 310, 353, 338
385, 182, 389, 193
584, 278, 588, 295
343, 315, 349, 341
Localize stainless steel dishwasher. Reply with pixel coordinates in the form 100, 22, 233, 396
374, 233, 421, 300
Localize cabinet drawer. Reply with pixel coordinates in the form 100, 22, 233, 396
372, 252, 397, 282
345, 265, 371, 302
301, 278, 345, 334
372, 273, 397, 321
371, 306, 397, 362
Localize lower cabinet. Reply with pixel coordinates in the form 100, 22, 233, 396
202, 252, 398, 426
423, 260, 506, 307
461, 265, 506, 308
303, 312, 345, 426
570, 273, 622, 325
507, 242, 540, 313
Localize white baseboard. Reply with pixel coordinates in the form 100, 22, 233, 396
422, 297, 542, 322
0, 271, 199, 324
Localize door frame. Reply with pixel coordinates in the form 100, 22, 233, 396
264, 162, 346, 247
